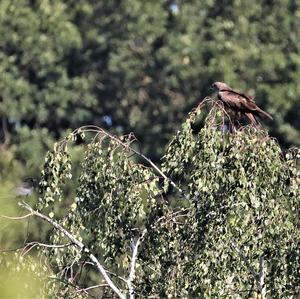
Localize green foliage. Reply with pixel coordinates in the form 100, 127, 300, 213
74, 139, 160, 263
1, 0, 300, 166
36, 129, 164, 297
34, 107, 299, 298
161, 106, 300, 297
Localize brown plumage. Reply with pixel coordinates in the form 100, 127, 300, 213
211, 82, 272, 126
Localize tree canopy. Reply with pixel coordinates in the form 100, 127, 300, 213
2, 104, 299, 298
1, 0, 300, 167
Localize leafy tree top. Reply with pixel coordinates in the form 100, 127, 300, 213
32, 103, 300, 298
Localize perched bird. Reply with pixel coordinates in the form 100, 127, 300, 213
211, 82, 272, 126
16, 177, 38, 196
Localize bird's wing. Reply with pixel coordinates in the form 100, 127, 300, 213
235, 91, 254, 101
220, 90, 260, 110
218, 86, 255, 101
219, 91, 272, 120
219, 90, 249, 109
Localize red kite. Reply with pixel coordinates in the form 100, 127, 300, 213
211, 82, 272, 126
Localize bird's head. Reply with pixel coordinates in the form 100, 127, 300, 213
211, 82, 232, 91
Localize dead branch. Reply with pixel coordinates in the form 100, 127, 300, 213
19, 201, 126, 299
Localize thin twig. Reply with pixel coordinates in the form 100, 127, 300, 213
21, 241, 74, 256
19, 201, 126, 299
155, 208, 191, 225
48, 276, 97, 298
0, 213, 33, 220
105, 269, 130, 284
76, 284, 109, 293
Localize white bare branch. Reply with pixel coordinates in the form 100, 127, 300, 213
0, 213, 33, 220
76, 284, 109, 293
259, 255, 267, 299
127, 229, 147, 299
19, 201, 126, 299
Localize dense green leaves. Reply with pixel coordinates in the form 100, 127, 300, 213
160, 105, 300, 297
34, 106, 300, 298
36, 129, 164, 297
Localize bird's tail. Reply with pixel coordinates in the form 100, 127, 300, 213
257, 108, 273, 120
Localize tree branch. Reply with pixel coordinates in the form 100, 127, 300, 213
259, 255, 267, 299
21, 241, 74, 256
127, 229, 147, 299
19, 201, 126, 299
70, 125, 183, 193
76, 284, 109, 294
0, 213, 34, 220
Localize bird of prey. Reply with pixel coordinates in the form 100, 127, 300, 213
211, 82, 272, 126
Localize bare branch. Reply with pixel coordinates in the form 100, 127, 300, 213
106, 269, 130, 284
76, 284, 109, 293
127, 229, 147, 299
0, 213, 34, 220
48, 276, 98, 298
259, 255, 267, 299
70, 125, 183, 194
155, 208, 190, 226
22, 241, 74, 256
19, 201, 126, 299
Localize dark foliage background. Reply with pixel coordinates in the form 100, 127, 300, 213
0, 0, 300, 169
